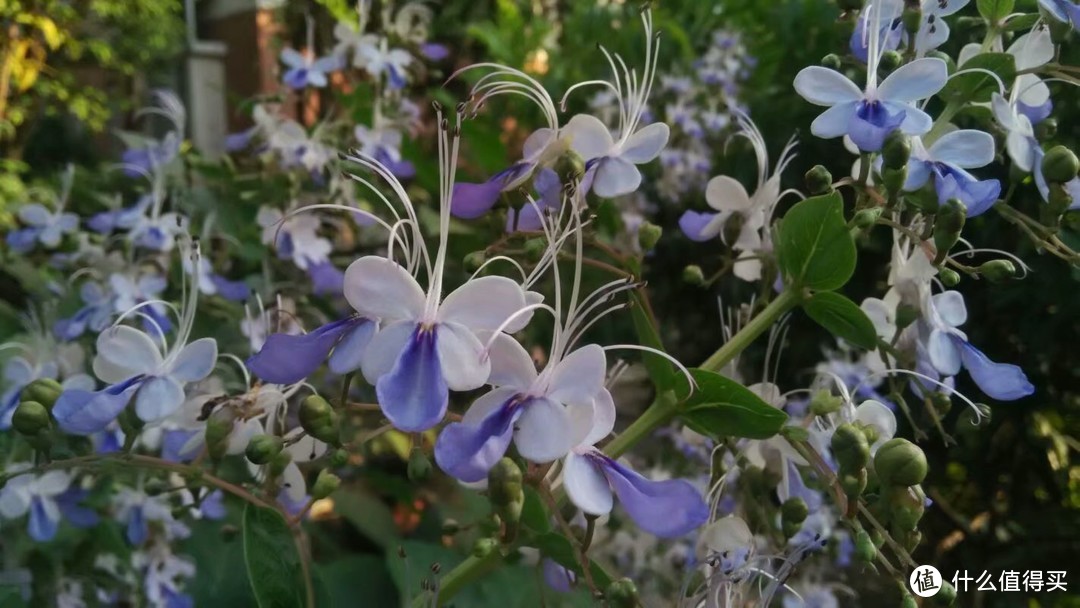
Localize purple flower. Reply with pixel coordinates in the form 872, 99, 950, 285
247, 316, 374, 385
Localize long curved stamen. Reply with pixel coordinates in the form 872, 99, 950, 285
469, 256, 528, 283
478, 302, 560, 361
218, 353, 251, 390
857, 368, 988, 422
601, 344, 696, 394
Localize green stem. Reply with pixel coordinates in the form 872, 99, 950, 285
923, 101, 961, 147
602, 389, 679, 459
699, 288, 802, 373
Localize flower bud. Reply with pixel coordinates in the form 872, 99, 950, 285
832, 423, 871, 470
853, 207, 883, 230
855, 529, 877, 562
781, 497, 809, 526
874, 438, 927, 487
821, 54, 842, 70
245, 434, 284, 465
331, 449, 349, 468
22, 378, 62, 410
883, 132, 910, 168
927, 50, 956, 73
638, 220, 663, 251
930, 392, 953, 418
268, 450, 292, 478
900, 528, 922, 552
407, 446, 432, 482
488, 458, 523, 508
299, 395, 340, 447
933, 198, 966, 264
840, 469, 868, 499
930, 580, 957, 606
859, 422, 880, 448
879, 50, 903, 75
311, 469, 341, 499
886, 484, 927, 530
804, 165, 833, 195
809, 389, 843, 416
978, 259, 1016, 283
1036, 117, 1058, 141
682, 265, 705, 286
463, 251, 487, 273
1041, 145, 1079, 183
524, 237, 547, 262
1047, 183, 1074, 220
882, 167, 907, 194
939, 268, 960, 287
12, 401, 50, 436
605, 578, 640, 608
895, 304, 919, 331
901, 593, 917, 608
471, 537, 498, 558
205, 407, 236, 462
902, 7, 922, 36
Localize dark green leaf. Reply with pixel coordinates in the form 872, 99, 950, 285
679, 369, 788, 440
1003, 13, 1039, 31
943, 53, 1016, 104
776, 192, 856, 291
521, 486, 550, 533
803, 291, 879, 349
630, 291, 676, 391
333, 488, 400, 549
243, 504, 307, 608
977, 0, 1015, 22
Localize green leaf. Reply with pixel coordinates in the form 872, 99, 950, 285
1003, 13, 1039, 31
977, 0, 1015, 22
521, 486, 550, 533
532, 533, 614, 588
678, 369, 788, 440
333, 488, 400, 549
944, 53, 1016, 104
243, 504, 307, 608
803, 291, 879, 349
775, 192, 856, 291
630, 291, 676, 391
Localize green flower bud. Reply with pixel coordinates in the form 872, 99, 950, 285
901, 592, 918, 608
855, 529, 877, 562
781, 498, 809, 525
471, 537, 498, 558
805, 165, 834, 195
682, 264, 705, 286
874, 438, 928, 487
524, 238, 547, 262
299, 395, 340, 447
902, 7, 922, 36
205, 407, 236, 462
879, 50, 903, 74
882, 167, 907, 194
927, 50, 956, 74
638, 220, 663, 251
22, 378, 62, 409
1047, 182, 1074, 220
311, 469, 341, 499
940, 268, 961, 287
821, 54, 842, 70
853, 207, 883, 229
12, 401, 50, 436
330, 449, 349, 468
780, 425, 810, 442
463, 251, 487, 273
831, 423, 871, 470
930, 392, 953, 417
605, 578, 640, 608
930, 580, 957, 606
782, 520, 802, 539
840, 469, 868, 499
245, 434, 284, 465
1041, 145, 1079, 183
809, 390, 844, 416
978, 259, 1016, 283
886, 484, 927, 530
882, 131, 911, 169
895, 304, 919, 331
933, 198, 966, 264
901, 528, 922, 552
488, 457, 524, 507
859, 422, 880, 447
1036, 117, 1058, 141
407, 446, 432, 482
268, 450, 292, 478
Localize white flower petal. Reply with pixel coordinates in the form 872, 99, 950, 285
34, 471, 72, 496
563, 114, 614, 161
932, 291, 968, 328
896, 104, 934, 136
436, 322, 490, 391
927, 329, 962, 376
810, 102, 859, 139
793, 67, 863, 106
929, 130, 995, 168
360, 320, 415, 385
705, 175, 752, 212
514, 398, 574, 462
438, 276, 527, 332
135, 376, 186, 421
282, 462, 307, 502
486, 333, 537, 388
94, 326, 163, 383
343, 256, 426, 322
462, 387, 519, 425
563, 451, 613, 516
877, 58, 948, 102
578, 389, 616, 448
855, 400, 897, 446
591, 156, 642, 198
547, 344, 606, 406
619, 122, 670, 164
1008, 29, 1054, 71
168, 338, 218, 383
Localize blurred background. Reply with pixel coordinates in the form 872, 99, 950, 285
1, 0, 1079, 606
